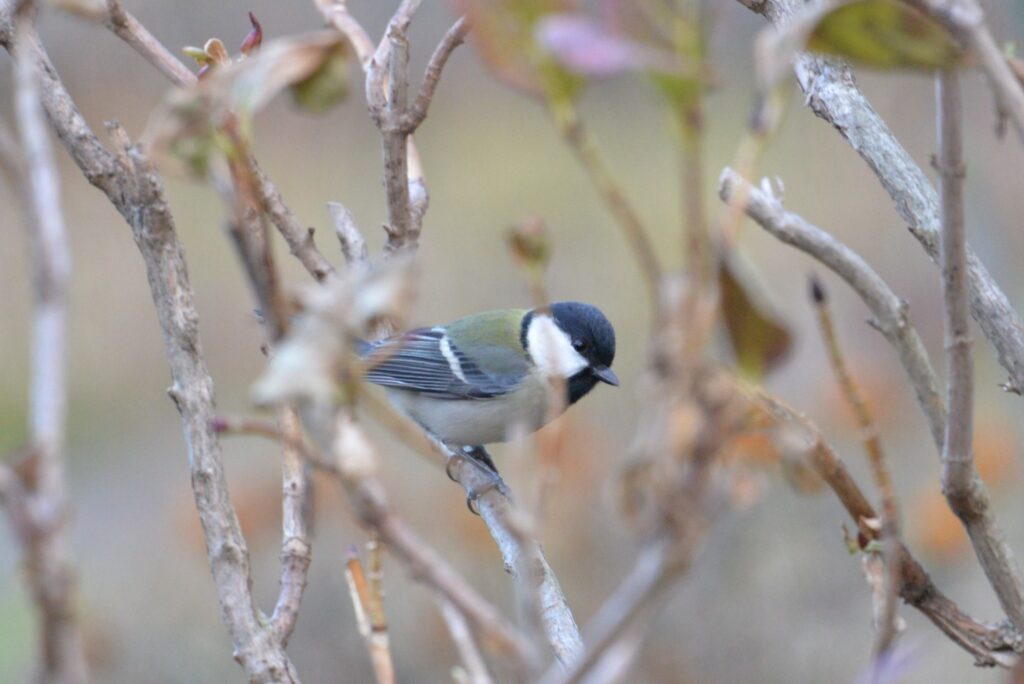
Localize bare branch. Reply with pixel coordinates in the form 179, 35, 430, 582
809, 277, 902, 657
11, 11, 88, 681
270, 406, 313, 646
404, 17, 469, 130
759, 395, 1020, 668
936, 70, 1024, 631
736, 0, 1024, 397
328, 201, 369, 268
102, 0, 194, 87
314, 0, 374, 66
345, 547, 396, 684
720, 166, 1024, 633
719, 169, 946, 447
88, 4, 339, 284
913, 0, 1024, 140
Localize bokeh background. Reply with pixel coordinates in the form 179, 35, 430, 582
3, 1, 1024, 682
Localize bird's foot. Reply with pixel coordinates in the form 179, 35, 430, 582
446, 446, 510, 515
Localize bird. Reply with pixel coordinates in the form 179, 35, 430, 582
358, 301, 618, 476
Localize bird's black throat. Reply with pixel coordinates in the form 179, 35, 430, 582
567, 370, 600, 405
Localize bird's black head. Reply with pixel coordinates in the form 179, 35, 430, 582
549, 301, 618, 404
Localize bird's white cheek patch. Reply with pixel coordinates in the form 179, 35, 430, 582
527, 315, 588, 378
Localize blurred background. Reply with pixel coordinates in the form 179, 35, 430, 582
3, 0, 1024, 681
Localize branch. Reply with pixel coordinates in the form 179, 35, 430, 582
11, 11, 88, 681
809, 277, 902, 657
404, 17, 469, 130
0, 23, 300, 672
270, 406, 313, 646
759, 395, 1020, 668
736, 0, 1024, 397
936, 70, 1024, 631
344, 547, 396, 684
94, 2, 338, 284
720, 167, 1024, 633
328, 201, 369, 268
913, 0, 1024, 140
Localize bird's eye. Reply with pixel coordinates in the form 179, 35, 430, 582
572, 339, 587, 352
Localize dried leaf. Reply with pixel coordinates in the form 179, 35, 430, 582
719, 256, 792, 379
289, 41, 351, 114
808, 0, 962, 70
149, 31, 347, 173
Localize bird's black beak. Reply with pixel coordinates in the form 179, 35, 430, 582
592, 365, 619, 386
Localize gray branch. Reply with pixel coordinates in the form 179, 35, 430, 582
0, 19, 300, 680
739, 0, 1024, 396
936, 71, 1024, 630
719, 166, 1024, 632
9, 11, 88, 682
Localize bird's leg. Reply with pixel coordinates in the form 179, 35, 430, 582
445, 445, 511, 514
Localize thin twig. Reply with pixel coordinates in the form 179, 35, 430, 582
345, 547, 396, 684
404, 17, 469, 130
911, 0, 1024, 140
809, 277, 902, 659
93, 2, 338, 284
328, 201, 369, 268
549, 100, 661, 306
736, 0, 1024, 397
11, 10, 88, 682
718, 168, 946, 450
720, 165, 1024, 635
759, 394, 1020, 668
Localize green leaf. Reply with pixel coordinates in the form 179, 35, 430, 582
807, 0, 961, 70
719, 256, 792, 379
289, 42, 351, 114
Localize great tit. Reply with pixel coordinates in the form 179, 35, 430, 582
360, 302, 618, 449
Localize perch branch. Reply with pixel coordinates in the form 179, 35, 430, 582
736, 0, 1024, 398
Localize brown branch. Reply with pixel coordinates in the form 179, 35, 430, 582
345, 547, 396, 684
103, 0, 194, 87
736, 0, 1024, 398
809, 277, 902, 657
936, 70, 1024, 631
10, 11, 88, 682
759, 394, 1020, 667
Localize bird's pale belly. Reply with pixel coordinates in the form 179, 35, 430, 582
386, 377, 555, 446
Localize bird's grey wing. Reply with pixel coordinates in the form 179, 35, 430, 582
361, 328, 525, 399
